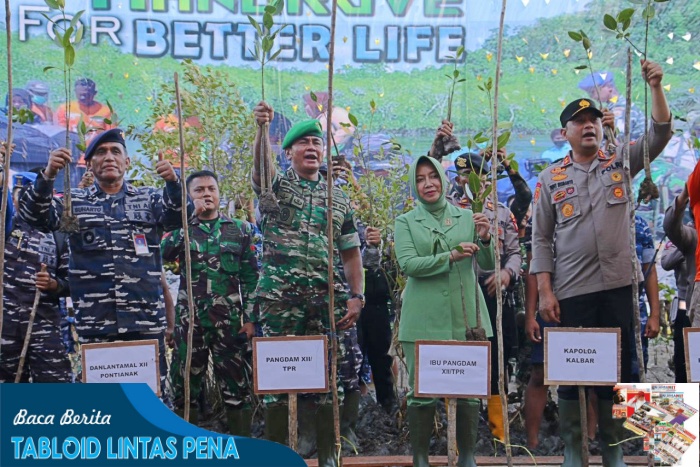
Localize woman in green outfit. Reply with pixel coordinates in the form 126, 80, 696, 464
395, 155, 494, 467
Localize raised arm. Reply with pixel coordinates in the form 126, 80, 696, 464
252, 101, 277, 189
19, 148, 70, 231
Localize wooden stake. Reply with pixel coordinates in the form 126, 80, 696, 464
0, 0, 15, 356
579, 387, 589, 467
15, 264, 48, 382
174, 72, 196, 422
623, 49, 645, 384
447, 398, 457, 466
326, 0, 342, 463
289, 393, 298, 452
491, 1, 512, 465
323, 0, 347, 462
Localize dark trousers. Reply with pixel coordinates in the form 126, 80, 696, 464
557, 286, 633, 401
358, 298, 395, 407
481, 282, 517, 394
673, 308, 692, 383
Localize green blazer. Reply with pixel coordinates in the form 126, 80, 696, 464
395, 203, 495, 342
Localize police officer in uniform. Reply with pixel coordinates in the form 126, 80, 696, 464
448, 149, 522, 442
531, 60, 671, 467
252, 102, 363, 466
19, 128, 192, 392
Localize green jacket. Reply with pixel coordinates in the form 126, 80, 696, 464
395, 156, 494, 342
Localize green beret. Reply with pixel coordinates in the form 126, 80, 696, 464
282, 120, 323, 149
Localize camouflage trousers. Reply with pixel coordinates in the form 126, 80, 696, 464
170, 305, 251, 410
0, 318, 72, 383
339, 324, 362, 393
259, 296, 347, 405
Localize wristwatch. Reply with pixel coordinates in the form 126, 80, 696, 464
350, 293, 366, 307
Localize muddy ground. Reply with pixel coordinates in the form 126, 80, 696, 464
195, 336, 677, 460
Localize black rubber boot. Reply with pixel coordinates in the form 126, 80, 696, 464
264, 404, 289, 445
315, 404, 338, 467
176, 407, 199, 426
226, 407, 252, 437
340, 391, 361, 450
297, 398, 317, 457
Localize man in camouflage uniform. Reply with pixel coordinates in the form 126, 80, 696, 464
532, 60, 671, 467
0, 164, 72, 383
446, 148, 522, 442
19, 128, 191, 392
161, 170, 259, 435
252, 102, 363, 466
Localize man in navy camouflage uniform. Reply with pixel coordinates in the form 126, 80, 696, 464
162, 170, 259, 435
252, 102, 363, 466
1, 165, 72, 383
19, 128, 192, 391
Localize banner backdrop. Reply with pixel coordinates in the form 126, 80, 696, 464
3, 1, 698, 135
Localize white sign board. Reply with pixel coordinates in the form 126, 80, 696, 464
81, 340, 160, 395
684, 328, 700, 383
414, 340, 490, 399
544, 328, 620, 386
253, 336, 328, 394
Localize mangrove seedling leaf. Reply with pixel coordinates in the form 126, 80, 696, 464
64, 44, 75, 67
568, 31, 582, 41
618, 8, 635, 22
603, 14, 618, 30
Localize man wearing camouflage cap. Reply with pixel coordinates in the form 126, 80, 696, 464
252, 101, 363, 466
19, 128, 193, 393
532, 60, 671, 467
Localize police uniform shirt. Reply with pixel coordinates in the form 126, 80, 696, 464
453, 196, 521, 281
530, 118, 672, 300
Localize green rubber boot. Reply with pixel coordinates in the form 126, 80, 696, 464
407, 405, 435, 467
456, 401, 479, 467
226, 407, 252, 437
340, 391, 361, 450
316, 404, 338, 467
558, 399, 583, 467
598, 399, 628, 467
264, 404, 289, 445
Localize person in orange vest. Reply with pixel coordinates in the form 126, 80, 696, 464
54, 78, 113, 132
26, 81, 54, 124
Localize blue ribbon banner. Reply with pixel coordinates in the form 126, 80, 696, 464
0, 384, 306, 466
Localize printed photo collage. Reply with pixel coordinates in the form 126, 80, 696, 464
614, 384, 697, 465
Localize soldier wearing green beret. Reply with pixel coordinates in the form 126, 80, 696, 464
252, 101, 363, 466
